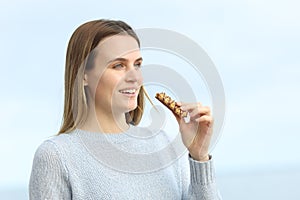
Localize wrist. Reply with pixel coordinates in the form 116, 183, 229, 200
189, 154, 210, 162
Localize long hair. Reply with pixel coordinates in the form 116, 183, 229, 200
58, 19, 145, 135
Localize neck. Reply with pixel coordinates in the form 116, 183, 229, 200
80, 106, 129, 134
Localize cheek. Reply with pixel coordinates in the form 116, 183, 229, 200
97, 73, 121, 95
138, 71, 144, 84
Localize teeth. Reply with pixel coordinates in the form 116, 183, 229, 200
120, 89, 136, 94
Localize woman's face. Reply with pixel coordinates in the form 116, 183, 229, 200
85, 35, 143, 114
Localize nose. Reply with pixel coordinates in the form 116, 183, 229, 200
125, 66, 142, 83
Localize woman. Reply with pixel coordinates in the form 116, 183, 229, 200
29, 19, 222, 199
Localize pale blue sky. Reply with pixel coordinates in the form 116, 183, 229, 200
0, 0, 300, 197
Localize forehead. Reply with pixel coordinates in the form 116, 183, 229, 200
96, 35, 140, 62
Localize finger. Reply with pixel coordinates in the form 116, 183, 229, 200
195, 115, 213, 125
180, 102, 203, 112
171, 111, 183, 124
176, 102, 197, 107
189, 106, 211, 119
176, 101, 183, 106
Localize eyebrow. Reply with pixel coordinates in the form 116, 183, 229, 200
107, 57, 143, 64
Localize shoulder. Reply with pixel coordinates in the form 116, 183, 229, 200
32, 133, 73, 164
38, 133, 72, 150
30, 134, 72, 193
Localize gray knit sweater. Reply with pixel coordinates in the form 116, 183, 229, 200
29, 126, 222, 199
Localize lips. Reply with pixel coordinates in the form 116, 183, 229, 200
119, 88, 137, 94
118, 87, 141, 98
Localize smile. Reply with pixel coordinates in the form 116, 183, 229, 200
119, 89, 136, 94
119, 88, 138, 95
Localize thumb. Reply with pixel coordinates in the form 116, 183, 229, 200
173, 113, 185, 125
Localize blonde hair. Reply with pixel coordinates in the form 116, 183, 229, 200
58, 19, 144, 135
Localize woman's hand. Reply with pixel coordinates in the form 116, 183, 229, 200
175, 102, 214, 162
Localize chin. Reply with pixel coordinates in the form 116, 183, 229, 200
126, 103, 138, 112
115, 101, 137, 113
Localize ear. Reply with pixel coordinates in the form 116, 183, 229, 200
83, 74, 88, 86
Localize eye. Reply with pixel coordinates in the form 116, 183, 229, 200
112, 63, 124, 69
134, 62, 142, 68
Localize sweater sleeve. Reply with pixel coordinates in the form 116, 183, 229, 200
181, 153, 222, 200
29, 140, 72, 200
